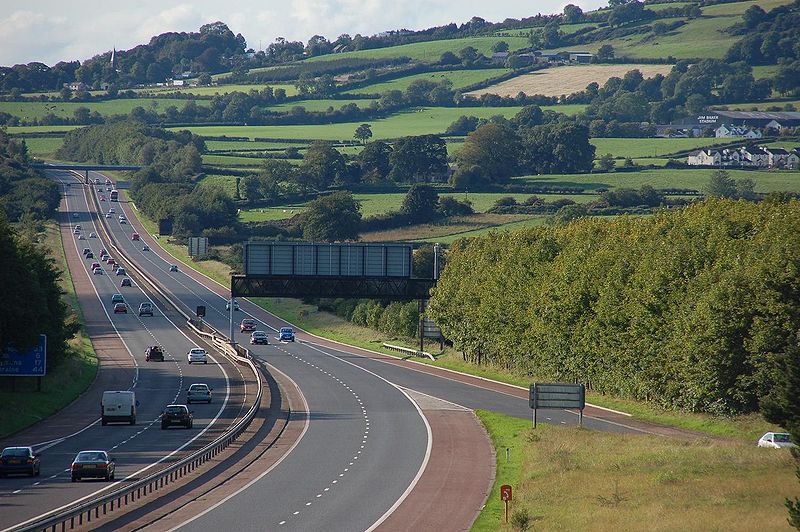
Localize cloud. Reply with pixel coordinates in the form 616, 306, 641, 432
0, 0, 608, 65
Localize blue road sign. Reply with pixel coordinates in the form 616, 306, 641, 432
0, 335, 47, 376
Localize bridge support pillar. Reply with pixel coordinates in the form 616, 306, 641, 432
85, 170, 89, 184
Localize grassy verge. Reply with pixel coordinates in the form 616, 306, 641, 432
474, 410, 795, 531
0, 223, 98, 438
128, 205, 780, 442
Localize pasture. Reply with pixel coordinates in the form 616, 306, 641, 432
266, 98, 379, 112
345, 69, 511, 95
0, 99, 202, 120
467, 64, 674, 98
139, 83, 299, 97
590, 137, 734, 159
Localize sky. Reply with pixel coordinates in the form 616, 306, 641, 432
0, 0, 607, 66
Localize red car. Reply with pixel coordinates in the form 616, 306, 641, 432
240, 319, 256, 332
113, 303, 127, 314
106, 258, 116, 266
90, 262, 100, 270
131, 232, 140, 241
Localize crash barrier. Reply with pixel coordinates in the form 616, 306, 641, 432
382, 343, 435, 361
11, 174, 265, 532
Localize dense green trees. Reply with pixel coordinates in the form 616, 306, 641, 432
388, 135, 449, 183
454, 124, 520, 185
0, 214, 76, 367
0, 131, 59, 221
300, 191, 361, 241
429, 199, 800, 415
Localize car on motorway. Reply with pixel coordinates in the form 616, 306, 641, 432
240, 318, 256, 332
105, 178, 112, 186
101, 390, 136, 425
161, 405, 193, 429
99, 248, 107, 255
0, 447, 40, 477
757, 432, 796, 449
169, 264, 179, 272
82, 247, 92, 256
119, 218, 127, 224
89, 232, 97, 238
77, 234, 85, 240
106, 186, 112, 192
105, 213, 112, 218
120, 278, 132, 287
131, 232, 139, 241
108, 208, 115, 214
94, 178, 101, 184
99, 195, 106, 201
250, 331, 269, 345
70, 450, 115, 482
100, 253, 109, 262
145, 345, 164, 361
93, 267, 103, 275
113, 303, 127, 314
186, 383, 212, 404
279, 327, 295, 342
226, 299, 240, 311
106, 258, 116, 266
142, 244, 149, 251
86, 252, 94, 259
116, 267, 126, 276
187, 347, 208, 364
138, 302, 154, 316
111, 293, 125, 304
90, 261, 100, 270
73, 228, 81, 235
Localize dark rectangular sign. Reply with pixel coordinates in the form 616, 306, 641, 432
0, 335, 47, 377
243, 241, 413, 278
529, 383, 585, 410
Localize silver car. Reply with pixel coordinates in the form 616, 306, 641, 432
186, 383, 212, 404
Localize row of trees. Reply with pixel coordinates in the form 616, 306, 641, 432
429, 197, 800, 416
0, 130, 60, 221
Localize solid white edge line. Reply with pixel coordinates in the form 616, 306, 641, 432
167, 363, 310, 532
7, 174, 234, 532
297, 343, 433, 532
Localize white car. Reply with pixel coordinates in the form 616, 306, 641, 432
757, 432, 795, 449
187, 347, 208, 365
226, 299, 240, 311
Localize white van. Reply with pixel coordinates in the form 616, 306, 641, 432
101, 391, 137, 425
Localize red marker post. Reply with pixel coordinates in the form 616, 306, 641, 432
500, 484, 512, 523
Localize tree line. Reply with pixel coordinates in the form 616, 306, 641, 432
0, 130, 60, 221
428, 197, 800, 416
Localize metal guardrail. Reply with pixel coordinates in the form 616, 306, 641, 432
10, 174, 265, 532
382, 343, 435, 361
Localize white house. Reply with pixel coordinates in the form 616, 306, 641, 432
715, 124, 762, 139
740, 146, 769, 167
765, 147, 790, 168
687, 149, 720, 166
788, 149, 800, 170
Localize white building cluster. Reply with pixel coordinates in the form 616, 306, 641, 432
687, 145, 800, 169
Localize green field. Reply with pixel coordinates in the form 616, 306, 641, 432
21, 136, 64, 157
171, 106, 528, 141
590, 137, 733, 159
346, 69, 511, 95
0, 98, 202, 120
7, 125, 78, 134
205, 140, 311, 151
138, 83, 299, 97
752, 65, 781, 80
516, 168, 800, 193
195, 174, 239, 196
304, 36, 532, 64
267, 98, 379, 112
202, 154, 264, 166
716, 99, 800, 111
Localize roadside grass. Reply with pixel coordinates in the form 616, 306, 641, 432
303, 36, 532, 63
238, 206, 304, 222
0, 222, 98, 438
360, 214, 543, 242
414, 216, 548, 243
475, 412, 795, 532
515, 168, 800, 194
346, 69, 511, 95
0, 99, 202, 120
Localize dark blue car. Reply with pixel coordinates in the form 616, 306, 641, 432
0, 447, 40, 477
279, 327, 295, 342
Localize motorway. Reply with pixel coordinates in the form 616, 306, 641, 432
5, 169, 661, 531
0, 172, 252, 531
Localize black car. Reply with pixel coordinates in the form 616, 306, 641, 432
71, 450, 115, 482
0, 447, 40, 477
86, 252, 94, 259
145, 345, 164, 361
161, 405, 193, 429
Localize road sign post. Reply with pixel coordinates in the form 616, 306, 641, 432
500, 485, 512, 523
529, 383, 586, 428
